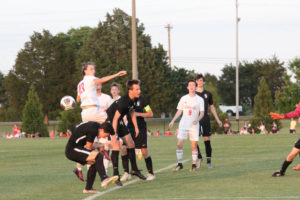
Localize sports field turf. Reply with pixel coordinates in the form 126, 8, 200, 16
1, 121, 300, 200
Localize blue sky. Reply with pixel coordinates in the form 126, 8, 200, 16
0, 0, 299, 77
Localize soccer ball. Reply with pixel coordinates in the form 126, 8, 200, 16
60, 96, 76, 110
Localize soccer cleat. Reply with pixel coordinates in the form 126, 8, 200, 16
196, 158, 203, 168
83, 189, 99, 194
272, 170, 285, 177
172, 164, 183, 172
146, 173, 156, 181
115, 177, 123, 186
207, 163, 213, 169
103, 150, 111, 161
73, 168, 85, 182
131, 170, 147, 180
293, 164, 300, 170
101, 176, 119, 188
120, 172, 132, 182
190, 164, 197, 172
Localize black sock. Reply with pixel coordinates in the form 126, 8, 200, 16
95, 153, 107, 181
111, 150, 120, 176
280, 160, 292, 174
145, 156, 153, 174
122, 155, 129, 173
204, 140, 212, 163
127, 148, 138, 171
197, 144, 203, 159
85, 164, 96, 190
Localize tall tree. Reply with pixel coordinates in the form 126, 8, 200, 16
5, 30, 79, 122
22, 85, 48, 136
249, 78, 278, 132
0, 72, 8, 107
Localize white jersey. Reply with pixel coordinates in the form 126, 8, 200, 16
177, 94, 204, 130
98, 93, 113, 112
77, 76, 99, 107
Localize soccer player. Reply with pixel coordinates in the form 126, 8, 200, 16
73, 62, 126, 182
195, 74, 222, 168
106, 80, 146, 180
270, 102, 300, 176
169, 80, 204, 172
121, 95, 155, 181
65, 121, 118, 193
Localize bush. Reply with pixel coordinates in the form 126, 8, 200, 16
57, 103, 82, 134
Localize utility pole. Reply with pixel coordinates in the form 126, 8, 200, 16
165, 24, 173, 68
235, 0, 240, 129
131, 0, 138, 79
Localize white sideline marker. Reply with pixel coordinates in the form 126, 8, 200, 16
83, 159, 190, 200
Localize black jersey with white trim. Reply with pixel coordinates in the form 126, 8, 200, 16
127, 96, 149, 132
106, 94, 137, 122
68, 121, 100, 147
196, 90, 213, 118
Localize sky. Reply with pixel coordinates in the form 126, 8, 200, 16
0, 0, 300, 77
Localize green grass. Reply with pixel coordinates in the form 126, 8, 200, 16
0, 121, 300, 200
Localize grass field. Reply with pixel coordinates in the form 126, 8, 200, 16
1, 121, 300, 200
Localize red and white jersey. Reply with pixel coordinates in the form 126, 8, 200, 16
177, 94, 204, 130
98, 93, 113, 112
77, 76, 99, 107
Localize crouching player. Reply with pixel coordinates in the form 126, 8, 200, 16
270, 102, 300, 177
65, 121, 118, 193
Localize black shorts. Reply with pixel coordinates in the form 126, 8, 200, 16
65, 142, 93, 165
199, 117, 211, 137
294, 138, 300, 149
116, 120, 130, 138
130, 129, 147, 149
290, 129, 296, 134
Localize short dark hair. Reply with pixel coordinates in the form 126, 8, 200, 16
187, 79, 197, 86
195, 74, 205, 82
127, 80, 140, 91
81, 61, 95, 76
110, 82, 120, 90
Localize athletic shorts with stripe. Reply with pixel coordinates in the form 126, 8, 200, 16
65, 142, 93, 165
130, 128, 147, 149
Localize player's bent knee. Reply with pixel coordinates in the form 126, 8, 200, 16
86, 151, 99, 164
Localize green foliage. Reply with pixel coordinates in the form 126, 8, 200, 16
218, 57, 286, 108
0, 107, 21, 121
249, 78, 280, 132
288, 57, 300, 83
57, 103, 82, 134
22, 85, 48, 136
205, 82, 227, 134
0, 72, 8, 107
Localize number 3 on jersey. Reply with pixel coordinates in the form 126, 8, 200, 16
78, 82, 85, 95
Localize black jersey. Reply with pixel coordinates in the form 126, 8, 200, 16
106, 94, 137, 122
127, 96, 149, 132
196, 90, 213, 118
68, 122, 100, 147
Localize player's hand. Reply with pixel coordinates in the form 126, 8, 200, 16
217, 120, 223, 127
117, 71, 127, 76
169, 121, 174, 129
135, 127, 139, 138
193, 120, 197, 125
270, 112, 285, 120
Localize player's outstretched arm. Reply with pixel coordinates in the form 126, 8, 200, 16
210, 105, 222, 127
169, 110, 183, 128
94, 71, 127, 84
270, 112, 285, 120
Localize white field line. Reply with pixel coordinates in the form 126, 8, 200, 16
83, 159, 190, 200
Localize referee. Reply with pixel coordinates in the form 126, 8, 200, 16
195, 74, 222, 168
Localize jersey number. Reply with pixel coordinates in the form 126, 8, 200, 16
188, 110, 192, 116
78, 82, 85, 95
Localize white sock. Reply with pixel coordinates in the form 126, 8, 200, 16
176, 150, 183, 163
192, 151, 198, 164
104, 158, 110, 173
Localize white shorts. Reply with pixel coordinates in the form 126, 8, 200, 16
81, 107, 107, 124
177, 125, 199, 141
